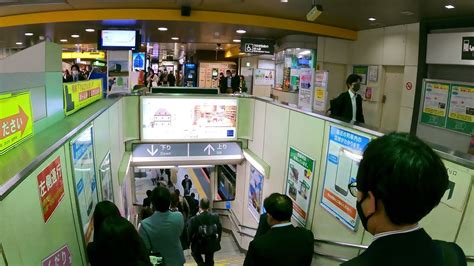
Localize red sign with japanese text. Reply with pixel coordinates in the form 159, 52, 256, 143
42, 245, 72, 266
37, 156, 65, 222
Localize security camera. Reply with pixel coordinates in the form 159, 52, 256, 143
306, 5, 323, 21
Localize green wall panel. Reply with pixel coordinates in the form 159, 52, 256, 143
123, 96, 140, 140
237, 98, 255, 139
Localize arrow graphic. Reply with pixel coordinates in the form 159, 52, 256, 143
447, 180, 455, 200
147, 145, 158, 156
204, 144, 215, 155
0, 106, 29, 140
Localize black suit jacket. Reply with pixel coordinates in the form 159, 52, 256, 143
244, 225, 314, 266
330, 91, 365, 123
342, 229, 466, 266
188, 211, 222, 254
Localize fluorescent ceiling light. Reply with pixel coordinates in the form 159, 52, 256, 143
24, 32, 34, 36
368, 17, 376, 21
60, 39, 68, 42
171, 37, 179, 40
85, 28, 95, 32
236, 29, 247, 34
281, 0, 288, 2
233, 39, 241, 43
16, 42, 23, 45
445, 4, 455, 9
158, 27, 168, 31
71, 34, 80, 38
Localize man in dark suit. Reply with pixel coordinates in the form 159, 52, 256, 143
329, 74, 365, 123
188, 198, 222, 266
244, 193, 314, 266
343, 133, 466, 266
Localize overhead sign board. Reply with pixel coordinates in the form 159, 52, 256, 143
63, 79, 103, 116
241, 38, 275, 55
0, 91, 34, 155
133, 143, 189, 158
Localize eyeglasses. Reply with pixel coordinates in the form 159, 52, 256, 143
348, 181, 358, 197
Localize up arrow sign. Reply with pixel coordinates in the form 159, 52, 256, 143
204, 144, 215, 155
147, 145, 158, 156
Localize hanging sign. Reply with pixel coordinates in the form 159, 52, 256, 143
241, 38, 275, 55
0, 92, 34, 155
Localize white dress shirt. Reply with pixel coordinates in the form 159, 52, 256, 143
373, 225, 421, 241
348, 89, 357, 122
271, 222, 293, 228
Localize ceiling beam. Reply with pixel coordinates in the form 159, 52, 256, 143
0, 9, 357, 40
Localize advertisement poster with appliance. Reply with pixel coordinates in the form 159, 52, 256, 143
254, 69, 274, 86
320, 126, 370, 231
99, 152, 114, 202
141, 98, 238, 141
285, 147, 315, 226
298, 68, 314, 111
248, 165, 264, 222
447, 84, 474, 134
313, 70, 329, 112
70, 125, 98, 242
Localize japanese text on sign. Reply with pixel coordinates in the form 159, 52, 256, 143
37, 156, 65, 222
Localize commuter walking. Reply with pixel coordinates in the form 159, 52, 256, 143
185, 192, 199, 217
243, 193, 314, 266
168, 71, 176, 86
342, 133, 466, 266
188, 198, 222, 266
170, 191, 190, 250
181, 174, 193, 196
139, 187, 186, 266
329, 73, 365, 123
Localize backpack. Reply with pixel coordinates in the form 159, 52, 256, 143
197, 223, 218, 243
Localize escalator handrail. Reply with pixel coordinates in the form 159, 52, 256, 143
315, 238, 368, 250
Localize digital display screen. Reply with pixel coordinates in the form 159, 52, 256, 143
99, 30, 138, 50
141, 98, 238, 141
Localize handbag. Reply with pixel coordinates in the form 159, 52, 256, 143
141, 225, 166, 265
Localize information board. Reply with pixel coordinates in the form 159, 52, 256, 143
141, 98, 238, 141
447, 84, 474, 134
63, 79, 102, 116
353, 65, 368, 85
0, 91, 34, 155
298, 68, 314, 111
248, 165, 264, 222
421, 81, 450, 127
285, 147, 315, 226
70, 125, 98, 243
320, 126, 371, 231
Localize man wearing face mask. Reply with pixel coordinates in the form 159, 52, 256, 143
329, 74, 365, 123
343, 133, 466, 266
65, 64, 85, 83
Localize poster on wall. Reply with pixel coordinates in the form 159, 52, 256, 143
314, 71, 329, 112
37, 156, 65, 223
248, 165, 264, 222
283, 67, 291, 91
462, 37, 474, 60
446, 84, 474, 134
420, 81, 450, 128
99, 152, 114, 202
254, 69, 274, 86
298, 68, 314, 111
70, 125, 98, 243
141, 98, 238, 141
320, 126, 371, 231
353, 65, 368, 85
368, 66, 378, 82
290, 68, 300, 92
285, 147, 315, 226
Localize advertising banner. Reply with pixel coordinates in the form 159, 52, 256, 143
298, 68, 314, 111
0, 91, 33, 155
63, 79, 102, 116
70, 126, 98, 243
313, 71, 329, 112
254, 69, 274, 86
141, 98, 238, 141
37, 156, 65, 222
286, 147, 315, 226
320, 126, 371, 231
248, 165, 264, 222
99, 152, 114, 202
421, 81, 450, 128
42, 244, 72, 266
447, 84, 474, 134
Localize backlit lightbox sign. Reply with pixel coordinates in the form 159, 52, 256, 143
141, 97, 238, 141
241, 38, 275, 55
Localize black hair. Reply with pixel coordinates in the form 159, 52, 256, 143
71, 64, 80, 71
146, 190, 152, 197
151, 187, 171, 212
184, 174, 189, 178
191, 192, 195, 198
264, 193, 293, 222
95, 216, 149, 265
175, 189, 180, 196
200, 198, 210, 210
92, 201, 121, 242
357, 133, 449, 225
170, 191, 179, 208
346, 74, 362, 88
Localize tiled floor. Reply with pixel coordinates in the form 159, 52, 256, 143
185, 232, 245, 266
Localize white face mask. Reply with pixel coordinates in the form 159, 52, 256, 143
72, 70, 79, 76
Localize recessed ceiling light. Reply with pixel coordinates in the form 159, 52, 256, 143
171, 37, 179, 41
16, 42, 23, 45
158, 27, 168, 31
368, 17, 376, 21
236, 29, 247, 34
24, 32, 34, 36
233, 39, 241, 43
71, 34, 80, 38
445, 4, 455, 9
85, 28, 95, 32
281, 0, 288, 2
60, 39, 68, 42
